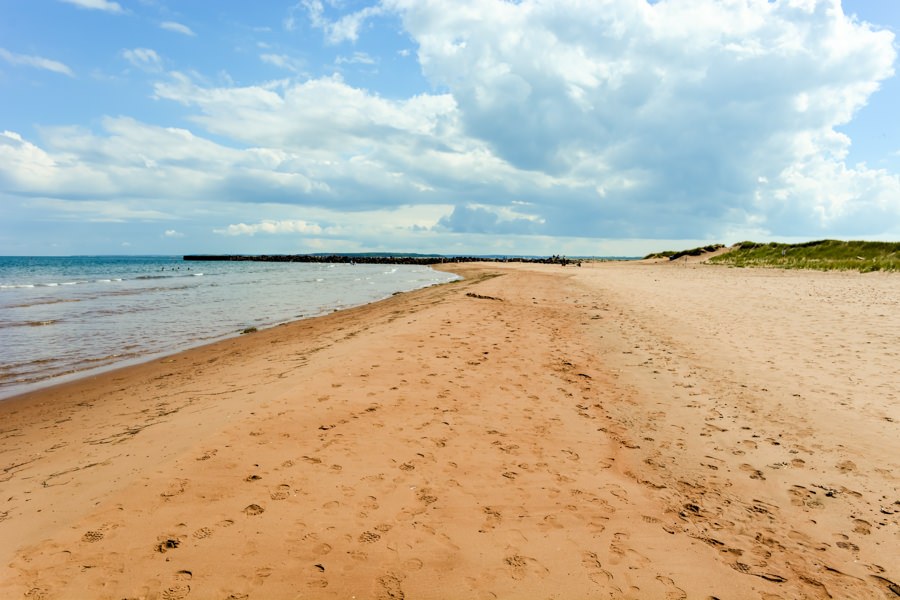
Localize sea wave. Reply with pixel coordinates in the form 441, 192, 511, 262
6, 298, 81, 309
0, 319, 63, 328
135, 273, 202, 280
1, 274, 201, 288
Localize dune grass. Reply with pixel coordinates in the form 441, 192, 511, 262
643, 244, 725, 260
708, 240, 900, 272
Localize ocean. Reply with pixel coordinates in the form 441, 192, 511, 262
0, 256, 459, 399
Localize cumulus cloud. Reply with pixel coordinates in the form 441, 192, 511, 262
4, 0, 900, 250
214, 219, 324, 236
382, 0, 899, 238
0, 48, 74, 77
161, 21, 196, 36
122, 48, 162, 72
0, 118, 318, 208
59, 0, 123, 13
164, 229, 184, 237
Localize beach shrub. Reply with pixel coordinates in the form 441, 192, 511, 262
709, 240, 900, 272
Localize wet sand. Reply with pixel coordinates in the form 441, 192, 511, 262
1, 261, 898, 599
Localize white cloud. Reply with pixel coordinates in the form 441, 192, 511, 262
0, 118, 317, 208
0, 48, 74, 77
214, 219, 323, 236
379, 0, 899, 238
59, 0, 123, 13
28, 197, 177, 223
335, 52, 377, 65
122, 48, 162, 72
161, 21, 196, 36
260, 54, 306, 74
295, 0, 385, 43
4, 0, 900, 252
164, 229, 184, 237
152, 72, 459, 158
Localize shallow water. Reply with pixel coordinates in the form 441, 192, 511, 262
0, 256, 458, 398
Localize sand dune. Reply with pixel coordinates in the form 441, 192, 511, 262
1, 261, 898, 599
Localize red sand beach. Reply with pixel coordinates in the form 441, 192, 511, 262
1, 260, 898, 599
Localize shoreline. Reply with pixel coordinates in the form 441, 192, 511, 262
1, 261, 898, 599
0, 263, 461, 401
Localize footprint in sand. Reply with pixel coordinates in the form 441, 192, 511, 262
155, 537, 182, 553
836, 460, 857, 473
503, 554, 548, 581
853, 519, 872, 535
160, 585, 190, 600
788, 486, 823, 509
270, 484, 291, 500
580, 550, 609, 580
196, 449, 217, 461
243, 504, 265, 516
81, 530, 104, 543
161, 479, 189, 498
377, 574, 405, 600
479, 507, 502, 532
537, 514, 565, 531
192, 527, 213, 540
417, 489, 438, 505
739, 464, 766, 480
561, 449, 580, 461
312, 542, 333, 555
655, 576, 687, 600
359, 531, 381, 543
403, 558, 424, 571
608, 532, 651, 567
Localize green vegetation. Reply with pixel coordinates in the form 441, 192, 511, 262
708, 240, 900, 272
643, 244, 724, 260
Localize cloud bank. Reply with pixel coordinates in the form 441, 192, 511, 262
4, 0, 900, 254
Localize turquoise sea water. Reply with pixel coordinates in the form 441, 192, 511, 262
0, 256, 459, 399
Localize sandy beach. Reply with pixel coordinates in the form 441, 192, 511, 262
1, 260, 898, 599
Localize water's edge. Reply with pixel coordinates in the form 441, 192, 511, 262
0, 267, 462, 402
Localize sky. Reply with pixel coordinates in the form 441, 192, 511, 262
1, 0, 898, 257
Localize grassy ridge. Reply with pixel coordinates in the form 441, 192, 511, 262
643, 244, 725, 260
708, 240, 900, 272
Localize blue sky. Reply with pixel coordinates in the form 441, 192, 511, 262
1, 0, 898, 256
